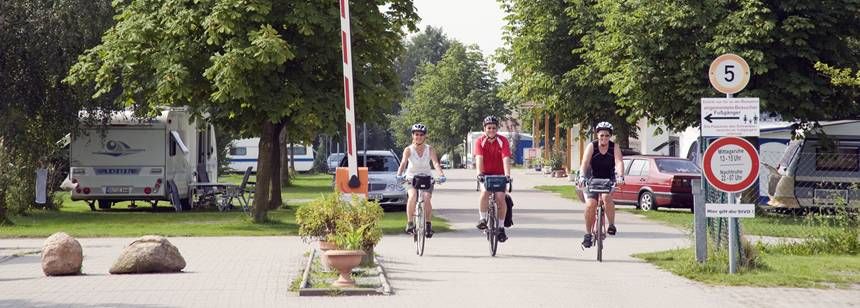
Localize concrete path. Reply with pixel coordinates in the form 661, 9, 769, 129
0, 168, 857, 307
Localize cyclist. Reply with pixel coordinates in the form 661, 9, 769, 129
577, 121, 625, 248
474, 116, 512, 242
396, 123, 446, 238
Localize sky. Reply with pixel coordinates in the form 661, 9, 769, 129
411, 0, 510, 80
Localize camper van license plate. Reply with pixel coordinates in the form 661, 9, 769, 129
106, 186, 130, 194
814, 189, 848, 205
368, 193, 383, 200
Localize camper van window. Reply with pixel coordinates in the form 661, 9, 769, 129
169, 134, 177, 156
230, 147, 247, 156
287, 146, 307, 156
815, 147, 860, 172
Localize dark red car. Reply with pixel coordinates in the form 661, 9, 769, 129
614, 156, 701, 211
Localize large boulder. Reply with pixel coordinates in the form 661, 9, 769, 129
109, 236, 186, 274
41, 232, 83, 276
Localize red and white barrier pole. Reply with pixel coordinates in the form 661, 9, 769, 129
339, 0, 360, 188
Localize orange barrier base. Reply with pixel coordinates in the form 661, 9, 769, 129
334, 167, 368, 195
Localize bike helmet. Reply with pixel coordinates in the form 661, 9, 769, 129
595, 121, 613, 134
411, 123, 427, 134
483, 116, 499, 127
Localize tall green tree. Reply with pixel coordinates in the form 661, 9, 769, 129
580, 0, 860, 131
0, 0, 116, 224
66, 0, 418, 222
497, 0, 633, 146
394, 42, 508, 161
397, 26, 454, 91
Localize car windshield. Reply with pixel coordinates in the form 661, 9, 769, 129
340, 155, 399, 172
655, 159, 700, 173
328, 154, 344, 163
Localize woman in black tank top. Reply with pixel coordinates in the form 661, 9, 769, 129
576, 122, 625, 248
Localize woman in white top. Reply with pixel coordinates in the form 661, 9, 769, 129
396, 123, 446, 237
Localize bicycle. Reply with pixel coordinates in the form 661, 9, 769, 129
478, 175, 512, 257
583, 178, 616, 262
406, 174, 439, 256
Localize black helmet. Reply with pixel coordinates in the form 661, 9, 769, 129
411, 123, 427, 134
483, 116, 499, 127
595, 121, 613, 134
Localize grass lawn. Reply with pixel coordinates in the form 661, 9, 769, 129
1, 173, 449, 238
535, 185, 840, 238
635, 247, 860, 288
220, 172, 335, 201
534, 185, 580, 201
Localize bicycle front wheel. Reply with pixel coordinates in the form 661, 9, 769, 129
416, 203, 426, 256
488, 202, 498, 257
596, 206, 604, 262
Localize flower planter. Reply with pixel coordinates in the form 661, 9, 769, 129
325, 250, 367, 288
318, 240, 338, 270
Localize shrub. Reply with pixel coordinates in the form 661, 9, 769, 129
296, 192, 342, 242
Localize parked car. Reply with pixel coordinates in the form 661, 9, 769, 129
614, 156, 701, 211
338, 150, 407, 208
326, 153, 345, 174
440, 154, 452, 169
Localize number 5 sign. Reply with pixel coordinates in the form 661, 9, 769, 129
709, 54, 750, 94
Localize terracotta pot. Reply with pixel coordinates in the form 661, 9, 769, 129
318, 240, 339, 270
324, 250, 366, 288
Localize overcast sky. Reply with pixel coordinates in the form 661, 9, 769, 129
412, 0, 510, 80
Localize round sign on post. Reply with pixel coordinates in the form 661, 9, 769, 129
709, 53, 750, 94
702, 137, 759, 193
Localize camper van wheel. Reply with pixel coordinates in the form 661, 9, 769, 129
87, 201, 96, 211
180, 198, 191, 211
98, 199, 113, 210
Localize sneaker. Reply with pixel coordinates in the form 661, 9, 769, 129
497, 228, 508, 243
608, 224, 617, 236
425, 222, 435, 238
476, 218, 488, 230
582, 233, 593, 248
405, 222, 415, 235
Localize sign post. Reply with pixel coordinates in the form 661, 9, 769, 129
701, 53, 758, 273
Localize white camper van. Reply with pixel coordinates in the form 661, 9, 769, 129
227, 138, 315, 172
69, 107, 217, 211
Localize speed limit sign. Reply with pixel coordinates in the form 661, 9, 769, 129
709, 54, 750, 94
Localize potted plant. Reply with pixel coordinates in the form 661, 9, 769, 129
325, 224, 369, 288
297, 192, 342, 268
343, 195, 383, 266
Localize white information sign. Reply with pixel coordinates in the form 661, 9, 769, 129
705, 203, 756, 218
701, 98, 760, 137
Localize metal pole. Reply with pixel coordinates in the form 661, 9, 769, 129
692, 179, 706, 263
728, 192, 738, 273
363, 122, 367, 167
726, 92, 739, 274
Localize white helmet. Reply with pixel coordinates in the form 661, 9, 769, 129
411, 123, 427, 134
595, 121, 613, 134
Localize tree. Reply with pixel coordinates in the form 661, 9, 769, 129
394, 42, 508, 161
579, 0, 860, 131
0, 0, 116, 224
396, 26, 454, 91
66, 0, 418, 222
497, 0, 634, 147
816, 62, 860, 88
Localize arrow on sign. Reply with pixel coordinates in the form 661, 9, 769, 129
704, 114, 740, 123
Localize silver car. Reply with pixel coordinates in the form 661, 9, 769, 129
326, 153, 345, 174
339, 150, 407, 208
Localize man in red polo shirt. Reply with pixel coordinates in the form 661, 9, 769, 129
474, 116, 512, 242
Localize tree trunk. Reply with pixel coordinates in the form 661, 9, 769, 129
252, 121, 275, 223
615, 122, 631, 150
269, 122, 285, 210
280, 126, 292, 188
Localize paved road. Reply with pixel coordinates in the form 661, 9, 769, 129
0, 168, 857, 307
